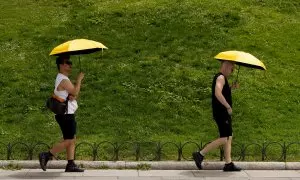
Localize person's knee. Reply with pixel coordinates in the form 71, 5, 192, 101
72, 137, 76, 144
69, 137, 76, 145
223, 136, 233, 145
219, 137, 228, 144
63, 138, 75, 146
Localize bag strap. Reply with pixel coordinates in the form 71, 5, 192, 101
65, 96, 69, 114
52, 94, 65, 103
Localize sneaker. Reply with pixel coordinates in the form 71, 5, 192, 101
223, 162, 241, 172
38, 152, 50, 171
65, 163, 84, 172
192, 152, 204, 170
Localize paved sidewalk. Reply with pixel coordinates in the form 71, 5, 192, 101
1, 169, 300, 180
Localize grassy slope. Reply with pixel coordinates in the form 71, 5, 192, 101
0, 0, 299, 159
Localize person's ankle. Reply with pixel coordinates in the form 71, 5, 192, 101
67, 160, 75, 165
199, 151, 205, 156
48, 151, 54, 157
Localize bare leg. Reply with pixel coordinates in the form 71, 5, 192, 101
66, 137, 76, 160
64, 136, 84, 172
223, 136, 232, 164
200, 137, 228, 155
50, 139, 72, 155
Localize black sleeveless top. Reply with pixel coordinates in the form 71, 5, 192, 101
212, 72, 232, 117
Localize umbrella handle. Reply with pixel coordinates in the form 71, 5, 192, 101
232, 65, 240, 88
235, 65, 240, 83
79, 56, 81, 72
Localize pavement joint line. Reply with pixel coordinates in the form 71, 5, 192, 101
243, 170, 251, 178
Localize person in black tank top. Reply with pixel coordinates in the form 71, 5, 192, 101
192, 61, 241, 171
212, 72, 232, 119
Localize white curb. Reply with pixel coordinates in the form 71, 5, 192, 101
0, 160, 297, 170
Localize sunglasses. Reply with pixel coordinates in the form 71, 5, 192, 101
64, 61, 72, 65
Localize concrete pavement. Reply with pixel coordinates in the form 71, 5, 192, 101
1, 161, 300, 179
1, 169, 300, 180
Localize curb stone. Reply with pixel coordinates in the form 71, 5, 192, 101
1, 161, 299, 170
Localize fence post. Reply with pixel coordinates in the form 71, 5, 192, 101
28, 145, 33, 160
219, 147, 224, 161
135, 143, 140, 161
92, 143, 97, 161
177, 142, 182, 161
241, 144, 246, 161
155, 142, 162, 161
282, 142, 287, 162
114, 142, 119, 161
262, 142, 266, 161
7, 143, 11, 160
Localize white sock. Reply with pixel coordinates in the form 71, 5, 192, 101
199, 151, 205, 156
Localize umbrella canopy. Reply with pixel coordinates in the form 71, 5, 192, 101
49, 39, 108, 56
214, 50, 266, 70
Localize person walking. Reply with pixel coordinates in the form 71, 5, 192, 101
39, 55, 84, 172
193, 60, 241, 172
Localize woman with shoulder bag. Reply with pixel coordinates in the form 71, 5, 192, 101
39, 55, 84, 172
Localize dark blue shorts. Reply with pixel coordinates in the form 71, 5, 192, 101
55, 114, 77, 140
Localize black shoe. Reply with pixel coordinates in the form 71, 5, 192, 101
65, 163, 84, 172
192, 152, 204, 170
38, 152, 50, 171
223, 162, 242, 172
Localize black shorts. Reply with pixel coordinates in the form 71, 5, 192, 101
55, 114, 77, 140
213, 114, 232, 137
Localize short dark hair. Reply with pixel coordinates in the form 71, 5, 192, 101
56, 55, 70, 70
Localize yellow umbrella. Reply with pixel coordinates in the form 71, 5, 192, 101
214, 50, 266, 70
50, 39, 108, 71
214, 50, 266, 83
49, 39, 108, 56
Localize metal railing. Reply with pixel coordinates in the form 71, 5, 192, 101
1, 141, 300, 161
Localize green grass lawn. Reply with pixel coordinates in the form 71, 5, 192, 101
0, 0, 299, 160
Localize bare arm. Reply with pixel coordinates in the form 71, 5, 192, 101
58, 72, 84, 97
215, 75, 232, 115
